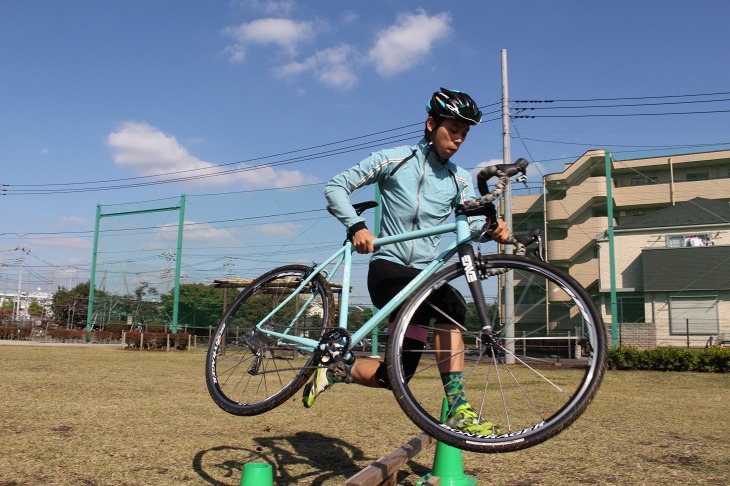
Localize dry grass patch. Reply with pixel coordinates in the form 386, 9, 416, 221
0, 345, 728, 485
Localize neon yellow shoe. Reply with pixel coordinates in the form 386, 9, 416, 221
302, 366, 335, 408
446, 404, 503, 435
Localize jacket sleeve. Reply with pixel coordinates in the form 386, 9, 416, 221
452, 166, 487, 237
324, 151, 389, 230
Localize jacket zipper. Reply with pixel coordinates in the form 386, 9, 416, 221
407, 154, 429, 266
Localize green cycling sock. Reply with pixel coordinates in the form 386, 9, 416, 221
440, 371, 468, 409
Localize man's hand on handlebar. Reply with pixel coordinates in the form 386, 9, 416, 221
489, 218, 510, 244
353, 228, 378, 254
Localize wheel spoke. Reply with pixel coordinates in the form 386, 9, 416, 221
205, 265, 335, 415
387, 255, 606, 452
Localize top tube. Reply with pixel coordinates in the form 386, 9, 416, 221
371, 214, 474, 250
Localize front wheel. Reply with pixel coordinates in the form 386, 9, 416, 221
205, 264, 335, 416
387, 254, 607, 453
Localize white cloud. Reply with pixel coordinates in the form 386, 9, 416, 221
234, 0, 295, 16
221, 18, 314, 57
221, 43, 246, 64
367, 10, 452, 76
26, 236, 92, 251
38, 148, 50, 156
249, 222, 301, 238
219, 9, 451, 88
341, 11, 359, 24
276, 44, 358, 90
106, 122, 319, 189
472, 159, 503, 177
58, 215, 90, 226
157, 221, 238, 245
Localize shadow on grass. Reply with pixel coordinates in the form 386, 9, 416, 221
193, 431, 371, 485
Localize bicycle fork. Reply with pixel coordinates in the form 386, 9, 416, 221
457, 243, 496, 347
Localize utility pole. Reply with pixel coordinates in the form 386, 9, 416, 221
501, 49, 515, 364
14, 247, 30, 321
164, 249, 175, 293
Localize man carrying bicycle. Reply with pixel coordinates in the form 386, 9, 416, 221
303, 88, 509, 435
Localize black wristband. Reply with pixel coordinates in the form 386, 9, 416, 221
348, 221, 368, 234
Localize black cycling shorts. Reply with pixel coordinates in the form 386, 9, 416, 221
367, 258, 467, 389
367, 258, 467, 336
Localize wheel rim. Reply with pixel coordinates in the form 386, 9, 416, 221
388, 256, 606, 452
208, 268, 333, 414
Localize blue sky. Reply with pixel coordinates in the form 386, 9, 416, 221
2, 1, 730, 304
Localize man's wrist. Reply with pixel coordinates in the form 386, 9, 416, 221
348, 221, 368, 234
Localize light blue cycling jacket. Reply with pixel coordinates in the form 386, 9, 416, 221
324, 138, 485, 269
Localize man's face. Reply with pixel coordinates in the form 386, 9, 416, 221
428, 117, 471, 160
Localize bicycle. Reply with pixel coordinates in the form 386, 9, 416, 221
205, 159, 607, 453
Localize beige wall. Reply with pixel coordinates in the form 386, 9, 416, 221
648, 290, 730, 347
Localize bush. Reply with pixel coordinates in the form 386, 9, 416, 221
696, 347, 730, 373
123, 331, 191, 351
607, 346, 730, 372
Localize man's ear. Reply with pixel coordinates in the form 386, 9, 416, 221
425, 115, 436, 134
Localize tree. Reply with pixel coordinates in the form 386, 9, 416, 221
464, 301, 499, 332
27, 301, 44, 317
131, 282, 164, 329
160, 283, 227, 332
0, 300, 14, 319
51, 281, 110, 328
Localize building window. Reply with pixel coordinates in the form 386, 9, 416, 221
666, 233, 712, 248
547, 189, 567, 201
669, 293, 719, 335
514, 285, 545, 305
686, 172, 709, 181
548, 228, 568, 240
617, 295, 645, 323
630, 177, 658, 186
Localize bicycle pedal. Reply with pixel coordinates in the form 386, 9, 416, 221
327, 359, 353, 384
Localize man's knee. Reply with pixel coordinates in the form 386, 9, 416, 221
374, 338, 425, 390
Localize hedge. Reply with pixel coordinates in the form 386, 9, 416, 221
607, 346, 730, 372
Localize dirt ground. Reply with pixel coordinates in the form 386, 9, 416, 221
0, 343, 728, 485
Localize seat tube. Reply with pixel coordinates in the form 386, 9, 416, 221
339, 241, 353, 329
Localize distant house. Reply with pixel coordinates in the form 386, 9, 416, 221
597, 197, 730, 348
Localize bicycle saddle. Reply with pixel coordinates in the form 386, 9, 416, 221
326, 200, 378, 217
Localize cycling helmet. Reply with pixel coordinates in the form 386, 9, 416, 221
426, 87, 483, 125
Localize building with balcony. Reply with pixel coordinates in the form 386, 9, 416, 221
507, 148, 730, 347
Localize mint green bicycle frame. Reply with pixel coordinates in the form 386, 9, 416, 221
253, 213, 479, 353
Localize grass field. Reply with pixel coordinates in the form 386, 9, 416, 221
0, 344, 728, 485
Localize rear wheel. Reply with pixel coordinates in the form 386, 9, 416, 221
387, 254, 606, 453
205, 265, 335, 415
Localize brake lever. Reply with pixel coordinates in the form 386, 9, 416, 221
513, 228, 545, 262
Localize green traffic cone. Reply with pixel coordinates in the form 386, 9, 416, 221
240, 462, 273, 486
417, 398, 477, 486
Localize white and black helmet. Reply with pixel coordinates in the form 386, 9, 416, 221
426, 87, 483, 125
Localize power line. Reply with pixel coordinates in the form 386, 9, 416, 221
513, 108, 730, 119
513, 90, 730, 103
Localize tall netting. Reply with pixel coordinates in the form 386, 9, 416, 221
87, 184, 376, 336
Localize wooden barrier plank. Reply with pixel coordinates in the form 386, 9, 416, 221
345, 432, 435, 486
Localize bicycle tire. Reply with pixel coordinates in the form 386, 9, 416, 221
206, 264, 335, 415
387, 254, 607, 453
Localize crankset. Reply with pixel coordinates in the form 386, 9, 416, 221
314, 328, 355, 383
